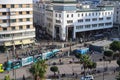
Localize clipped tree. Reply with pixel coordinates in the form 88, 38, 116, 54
110, 41, 120, 52
4, 75, 10, 80
50, 66, 58, 77
104, 50, 113, 57
29, 60, 47, 80
117, 59, 120, 67
0, 45, 7, 53
104, 50, 113, 61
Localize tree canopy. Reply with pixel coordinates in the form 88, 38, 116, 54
50, 66, 58, 76
104, 50, 113, 57
110, 41, 120, 52
29, 60, 47, 80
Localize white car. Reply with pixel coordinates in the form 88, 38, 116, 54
80, 75, 94, 80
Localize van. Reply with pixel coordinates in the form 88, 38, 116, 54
80, 75, 94, 80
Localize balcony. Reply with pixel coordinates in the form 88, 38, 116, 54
0, 28, 35, 34
0, 35, 35, 42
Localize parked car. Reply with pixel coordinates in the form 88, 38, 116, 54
80, 75, 94, 80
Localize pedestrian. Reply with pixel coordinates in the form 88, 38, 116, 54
75, 73, 78, 79
23, 75, 25, 80
114, 70, 115, 73
72, 72, 74, 76
72, 58, 74, 62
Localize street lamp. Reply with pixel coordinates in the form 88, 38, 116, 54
68, 38, 72, 57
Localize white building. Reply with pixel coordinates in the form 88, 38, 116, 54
101, 0, 120, 36
0, 0, 35, 46
34, 0, 114, 41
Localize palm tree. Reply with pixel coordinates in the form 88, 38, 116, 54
29, 60, 47, 80
79, 54, 91, 76
87, 61, 97, 74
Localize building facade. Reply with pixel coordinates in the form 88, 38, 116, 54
34, 0, 114, 41
101, 0, 120, 36
0, 0, 35, 47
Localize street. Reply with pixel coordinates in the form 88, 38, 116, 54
0, 56, 119, 80
0, 40, 119, 80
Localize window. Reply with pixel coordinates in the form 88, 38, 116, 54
67, 14, 69, 18
10, 19, 16, 23
92, 13, 94, 16
26, 18, 30, 21
92, 18, 97, 21
96, 12, 97, 16
56, 14, 57, 17
11, 26, 15, 30
99, 23, 104, 27
76, 25, 83, 29
92, 24, 97, 27
19, 26, 23, 30
19, 19, 23, 22
102, 12, 104, 15
85, 25, 91, 28
67, 20, 73, 23
99, 12, 101, 15
56, 20, 61, 23
106, 17, 111, 20
26, 4, 30, 8
2, 20, 7, 23
71, 14, 73, 17
19, 4, 22, 8
2, 5, 6, 8
105, 12, 107, 15
78, 14, 80, 17
85, 13, 87, 16
78, 19, 83, 22
105, 22, 112, 26
11, 4, 14, 8
117, 11, 119, 14
2, 12, 6, 15
81, 13, 83, 16
89, 13, 91, 16
85, 19, 90, 22
59, 14, 61, 18
26, 11, 30, 14
19, 11, 22, 14
26, 25, 30, 29
99, 18, 103, 20
3, 28, 7, 31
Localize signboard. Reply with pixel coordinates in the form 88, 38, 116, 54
22, 56, 33, 66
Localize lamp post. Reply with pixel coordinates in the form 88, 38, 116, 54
12, 36, 16, 80
103, 53, 105, 80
